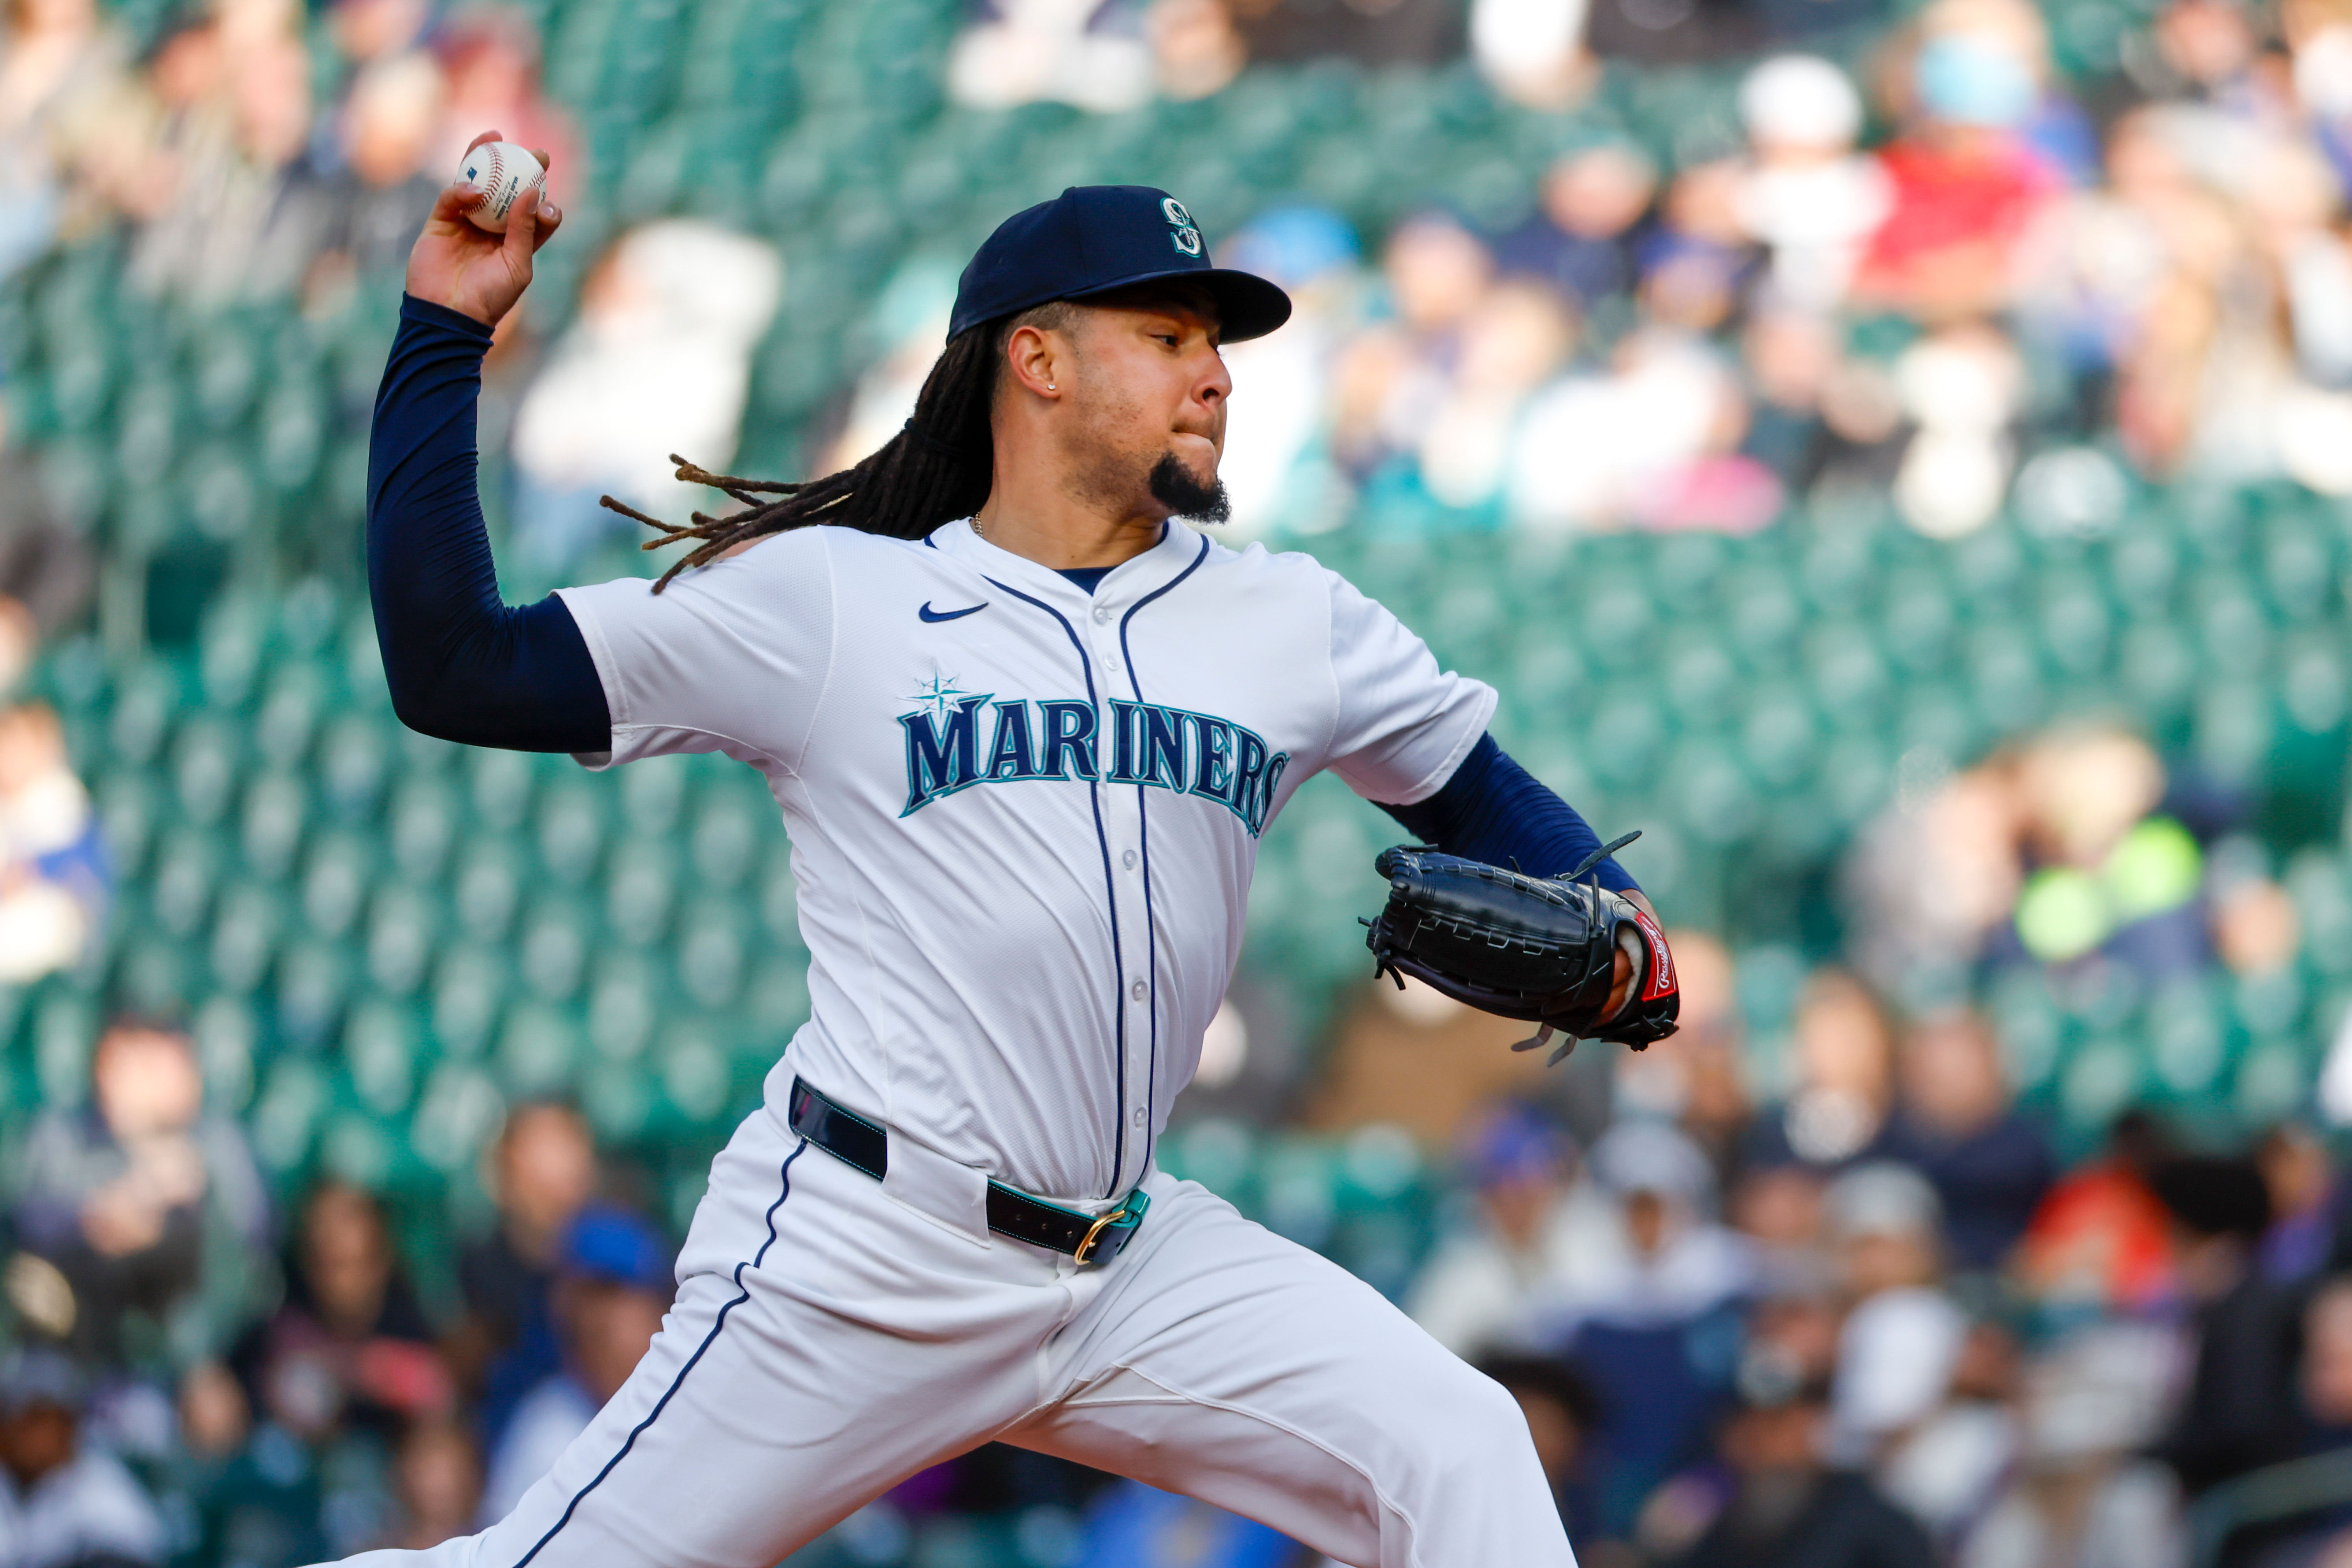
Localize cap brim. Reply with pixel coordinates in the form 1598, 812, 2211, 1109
1066, 266, 1293, 343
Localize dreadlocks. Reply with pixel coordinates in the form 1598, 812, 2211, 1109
607, 301, 1074, 592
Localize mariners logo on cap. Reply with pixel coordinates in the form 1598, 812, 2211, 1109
1162, 196, 1203, 257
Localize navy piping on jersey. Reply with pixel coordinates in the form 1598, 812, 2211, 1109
509, 1141, 807, 1568
1114, 532, 1211, 1181
981, 575, 1130, 1200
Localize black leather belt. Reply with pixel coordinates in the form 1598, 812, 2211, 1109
787, 1078, 1148, 1265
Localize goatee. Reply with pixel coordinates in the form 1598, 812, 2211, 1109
1148, 452, 1230, 524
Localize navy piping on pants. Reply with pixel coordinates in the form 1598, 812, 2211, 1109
508, 1140, 809, 1568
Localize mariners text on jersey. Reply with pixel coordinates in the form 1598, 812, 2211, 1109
555, 515, 1495, 1202
899, 686, 1289, 832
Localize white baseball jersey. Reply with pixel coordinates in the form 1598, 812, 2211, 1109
557, 516, 1495, 1205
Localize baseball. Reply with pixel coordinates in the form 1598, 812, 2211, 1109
454, 140, 547, 234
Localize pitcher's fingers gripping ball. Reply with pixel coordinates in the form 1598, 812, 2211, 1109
454, 140, 546, 233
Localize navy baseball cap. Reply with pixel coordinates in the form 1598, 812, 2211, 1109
948, 185, 1293, 344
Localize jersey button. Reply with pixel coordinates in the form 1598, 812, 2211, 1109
1121, 848, 1137, 871
1132, 1108, 1146, 1127
1092, 605, 1111, 623
1130, 979, 1146, 1002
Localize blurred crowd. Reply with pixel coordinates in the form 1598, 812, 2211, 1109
0, 1027, 698, 1567
1395, 942, 2352, 1568
6, 0, 2352, 1562
11, 965, 2352, 1567
0, 0, 576, 312
932, 0, 2352, 544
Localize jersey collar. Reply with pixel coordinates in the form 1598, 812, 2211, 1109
928, 516, 1205, 604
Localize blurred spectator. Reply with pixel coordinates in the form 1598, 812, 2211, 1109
1848, 728, 2211, 988
1875, 1008, 2056, 1271
507, 220, 783, 579
1477, 1354, 1605, 1538
1663, 1358, 1935, 1568
1748, 969, 1895, 1169
2302, 1275, 2352, 1448
816, 258, 959, 477
1615, 930, 1753, 1176
1878, 1318, 2021, 1545
1330, 212, 1493, 485
1497, 142, 1658, 317
1230, 0, 1464, 67
1556, 1119, 1753, 1328
1735, 56, 1891, 315
300, 51, 448, 309
479, 1206, 672, 1524
2008, 729, 2204, 976
1551, 1120, 1751, 1537
1510, 328, 1772, 531
1215, 205, 1365, 537
1822, 1162, 1967, 1463
7, 1018, 268, 1363
0, 697, 104, 982
1958, 1323, 2184, 1568
2017, 1108, 2179, 1313
228, 1181, 451, 1445
1853, 0, 2066, 320
1470, 0, 1596, 108
1731, 1164, 1833, 1294
2150, 1155, 2303, 1498
1407, 1104, 1608, 1356
0, 1349, 168, 1568
0, 400, 96, 634
1888, 320, 2023, 537
1641, 162, 1758, 336
376, 1419, 484, 1552
1417, 278, 1579, 513
0, 0, 130, 280
2259, 1122, 2338, 1284
945, 0, 1156, 114
431, 11, 577, 183
453, 1103, 599, 1446
1072, 1479, 1299, 1567
328, 0, 430, 78
1146, 0, 1246, 101
125, 0, 318, 304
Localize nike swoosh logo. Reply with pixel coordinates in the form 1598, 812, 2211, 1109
918, 601, 987, 623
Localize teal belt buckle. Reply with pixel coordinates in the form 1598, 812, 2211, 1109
1074, 1187, 1150, 1264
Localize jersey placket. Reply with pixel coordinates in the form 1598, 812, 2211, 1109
1088, 588, 1157, 1196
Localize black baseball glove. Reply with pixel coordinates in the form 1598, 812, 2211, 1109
1362, 832, 1681, 1065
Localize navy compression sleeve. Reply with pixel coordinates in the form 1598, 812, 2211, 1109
367, 294, 611, 752
1379, 734, 1641, 895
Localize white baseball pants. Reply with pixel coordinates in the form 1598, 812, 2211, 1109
326, 1094, 1574, 1568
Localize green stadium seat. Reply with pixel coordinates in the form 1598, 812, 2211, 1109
342, 997, 420, 1118
469, 747, 540, 831
208, 884, 283, 997
535, 781, 609, 887
387, 777, 461, 885
676, 903, 748, 1010
274, 938, 351, 1049
657, 1021, 733, 1124
688, 789, 763, 890
171, 718, 240, 826
520, 901, 593, 1002
148, 826, 220, 940
430, 946, 510, 1060
500, 1001, 585, 1097
606, 840, 679, 946
364, 883, 438, 998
